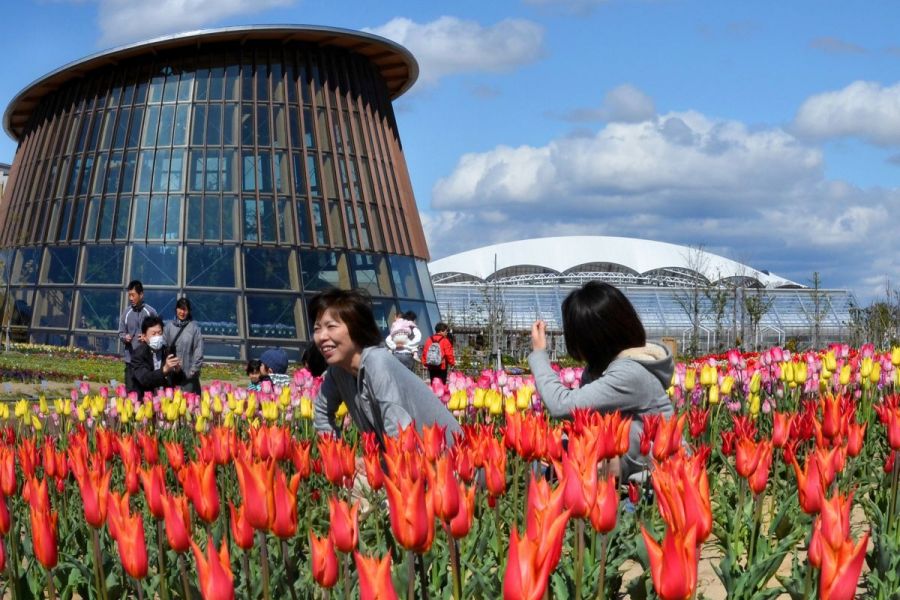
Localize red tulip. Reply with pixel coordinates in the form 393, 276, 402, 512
327, 495, 359, 553
42, 442, 58, 479
191, 537, 235, 600
0, 447, 16, 496
270, 468, 301, 539
641, 525, 699, 600
687, 407, 709, 439
652, 414, 685, 461
109, 497, 148, 579
720, 430, 737, 456
228, 502, 255, 551
95, 428, 118, 461
140, 464, 167, 520
628, 481, 641, 505
69, 446, 111, 528
589, 474, 618, 534
874, 400, 900, 450
364, 452, 385, 491
17, 438, 37, 478
0, 494, 9, 535
772, 411, 793, 448
640, 414, 661, 456
28, 505, 58, 569
483, 439, 507, 498
846, 422, 866, 457
354, 551, 398, 600
451, 444, 476, 484
163, 441, 185, 472
447, 483, 476, 539
318, 435, 353, 486
161, 493, 192, 553
820, 393, 843, 440
180, 461, 220, 523
746, 441, 774, 496
522, 475, 570, 574
290, 439, 312, 479
138, 431, 159, 465
792, 454, 825, 515
419, 423, 447, 462
0, 538, 6, 572
234, 457, 275, 531
23, 475, 51, 512
384, 472, 434, 553
651, 452, 712, 542
428, 455, 460, 523
309, 531, 338, 589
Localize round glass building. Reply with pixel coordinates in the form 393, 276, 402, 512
0, 25, 440, 360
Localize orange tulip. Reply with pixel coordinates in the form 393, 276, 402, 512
0, 446, 16, 496
180, 461, 220, 523
327, 495, 359, 553
735, 437, 764, 479
819, 532, 869, 600
355, 551, 398, 600
163, 440, 185, 472
270, 468, 301, 539
235, 457, 275, 531
503, 528, 555, 600
556, 433, 601, 519
447, 482, 476, 539
746, 441, 774, 496
846, 422, 866, 457
652, 414, 685, 462
874, 400, 900, 450
384, 473, 434, 553
69, 446, 111, 528
228, 502, 255, 551
138, 431, 159, 465
419, 423, 448, 462
290, 439, 312, 479
318, 435, 353, 486
23, 475, 51, 513
309, 531, 338, 589
451, 444, 476, 484
641, 525, 699, 600
28, 505, 58, 569
191, 536, 235, 600
820, 393, 843, 440
771, 411, 793, 448
95, 428, 118, 461
0, 494, 10, 535
161, 493, 192, 553
791, 454, 825, 515
483, 439, 507, 498
364, 452, 385, 491
140, 464, 167, 520
109, 497, 148, 579
589, 474, 618, 534
17, 438, 37, 478
651, 452, 712, 542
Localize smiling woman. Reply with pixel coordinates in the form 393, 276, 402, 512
310, 288, 461, 448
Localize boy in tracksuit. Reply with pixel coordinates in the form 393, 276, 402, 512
118, 280, 157, 393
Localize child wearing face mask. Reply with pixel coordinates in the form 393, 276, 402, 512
131, 315, 182, 396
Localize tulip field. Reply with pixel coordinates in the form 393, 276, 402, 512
0, 344, 898, 599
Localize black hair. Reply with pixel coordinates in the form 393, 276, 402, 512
175, 297, 192, 318
434, 322, 449, 334
127, 280, 144, 294
402, 310, 417, 322
307, 288, 383, 348
141, 315, 164, 334
561, 281, 646, 376
246, 358, 262, 375
301, 343, 328, 377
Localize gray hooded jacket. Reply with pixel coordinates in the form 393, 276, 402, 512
314, 346, 462, 446
528, 341, 675, 479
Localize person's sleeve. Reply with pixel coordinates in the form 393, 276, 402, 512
118, 310, 127, 342
527, 350, 647, 418
131, 346, 167, 390
384, 334, 397, 351
365, 360, 414, 438
444, 338, 456, 367
148, 306, 158, 317
191, 326, 204, 376
409, 326, 422, 347
313, 371, 342, 435
421, 338, 430, 366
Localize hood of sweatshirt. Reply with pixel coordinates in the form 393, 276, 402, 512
615, 342, 675, 390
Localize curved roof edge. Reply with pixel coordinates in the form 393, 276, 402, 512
428, 236, 800, 288
4, 24, 418, 141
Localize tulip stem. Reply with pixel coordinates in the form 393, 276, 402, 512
257, 531, 272, 600
133, 576, 145, 600
91, 527, 108, 600
406, 550, 415, 600
594, 532, 609, 600
342, 552, 351, 600
180, 554, 193, 600
155, 520, 171, 600
448, 533, 462, 600
888, 450, 900, 536
747, 493, 764, 566
280, 540, 299, 600
574, 518, 585, 600
46, 568, 57, 600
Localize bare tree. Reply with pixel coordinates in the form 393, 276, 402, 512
809, 271, 824, 350
673, 245, 711, 356
744, 288, 775, 351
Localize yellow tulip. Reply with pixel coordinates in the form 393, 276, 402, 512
224, 412, 235, 428
666, 386, 675, 399
245, 396, 258, 418
0, 405, 7, 420
892, 346, 900, 367
489, 395, 503, 415
212, 396, 223, 414
821, 367, 832, 381
76, 406, 87, 422
516, 386, 533, 410
749, 372, 761, 394
504, 396, 517, 414
869, 362, 881, 385
823, 350, 837, 372
200, 399, 211, 419
14, 399, 28, 418
473, 388, 486, 409
300, 397, 313, 419
195, 416, 206, 433
31, 415, 42, 431
749, 393, 760, 418
780, 362, 793, 383
335, 402, 348, 419
166, 403, 179, 422
860, 357, 873, 379
720, 376, 734, 396
684, 369, 696, 392
279, 388, 291, 407
839, 364, 851, 386
708, 385, 719, 405
794, 362, 807, 385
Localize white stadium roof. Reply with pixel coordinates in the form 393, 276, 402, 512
428, 236, 799, 288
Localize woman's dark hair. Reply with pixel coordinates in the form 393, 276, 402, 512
301, 343, 328, 377
402, 310, 417, 322
562, 281, 646, 376
141, 315, 164, 334
308, 288, 383, 348
175, 297, 192, 318
434, 322, 449, 333
245, 358, 261, 375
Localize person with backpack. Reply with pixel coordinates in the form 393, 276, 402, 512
422, 322, 455, 384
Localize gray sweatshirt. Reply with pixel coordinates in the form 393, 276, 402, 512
117, 303, 157, 362
528, 342, 675, 479
163, 320, 204, 378
314, 346, 462, 446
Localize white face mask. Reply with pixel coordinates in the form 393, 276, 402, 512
148, 335, 165, 351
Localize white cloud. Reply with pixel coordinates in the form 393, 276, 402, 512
558, 84, 656, 123
365, 16, 543, 86
523, 0, 610, 15
96, 0, 295, 46
809, 36, 867, 55
793, 81, 900, 145
424, 111, 900, 298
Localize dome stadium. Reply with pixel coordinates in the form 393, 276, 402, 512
428, 236, 858, 357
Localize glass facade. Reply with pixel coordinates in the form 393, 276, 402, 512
0, 28, 438, 358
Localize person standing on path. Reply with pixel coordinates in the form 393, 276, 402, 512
163, 297, 204, 395
422, 322, 455, 384
118, 280, 156, 393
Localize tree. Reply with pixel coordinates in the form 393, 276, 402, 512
744, 288, 775, 351
673, 245, 710, 356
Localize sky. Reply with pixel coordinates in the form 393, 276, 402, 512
2, 0, 899, 303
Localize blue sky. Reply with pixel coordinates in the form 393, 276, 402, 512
2, 0, 899, 302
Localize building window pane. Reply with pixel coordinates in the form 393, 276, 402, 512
82, 245, 125, 284
84, 197, 101, 241
223, 104, 238, 145
300, 250, 350, 291
344, 203, 358, 248
40, 247, 79, 284
223, 196, 238, 241
157, 105, 175, 146
165, 196, 182, 240
173, 104, 190, 146
189, 149, 204, 192
177, 70, 194, 102
169, 149, 185, 192
7, 289, 34, 327
296, 199, 312, 245
120, 151, 137, 193
291, 152, 305, 194
303, 108, 315, 148
206, 104, 222, 145
115, 196, 131, 240
247, 294, 301, 339
132, 195, 149, 239
76, 290, 120, 331
147, 195, 165, 239
351, 253, 392, 296
277, 197, 294, 244
127, 106, 144, 147
142, 105, 160, 147
98, 197, 116, 240
34, 289, 73, 328
243, 198, 258, 241
311, 200, 326, 245
222, 149, 237, 191
306, 155, 320, 196
137, 150, 154, 193
113, 107, 130, 149
273, 105, 287, 148
203, 196, 221, 240
225, 64, 240, 100
192, 105, 207, 146
389, 256, 424, 300
189, 292, 239, 337
130, 245, 179, 286
105, 151, 123, 194
185, 246, 235, 287
273, 152, 289, 193
208, 66, 224, 100
194, 68, 209, 100
257, 106, 271, 146
244, 247, 295, 290
152, 149, 171, 192
241, 104, 254, 146
259, 198, 277, 243
186, 195, 202, 240
328, 199, 344, 246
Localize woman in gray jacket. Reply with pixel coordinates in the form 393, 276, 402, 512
311, 288, 461, 448
528, 281, 674, 480
164, 297, 204, 394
